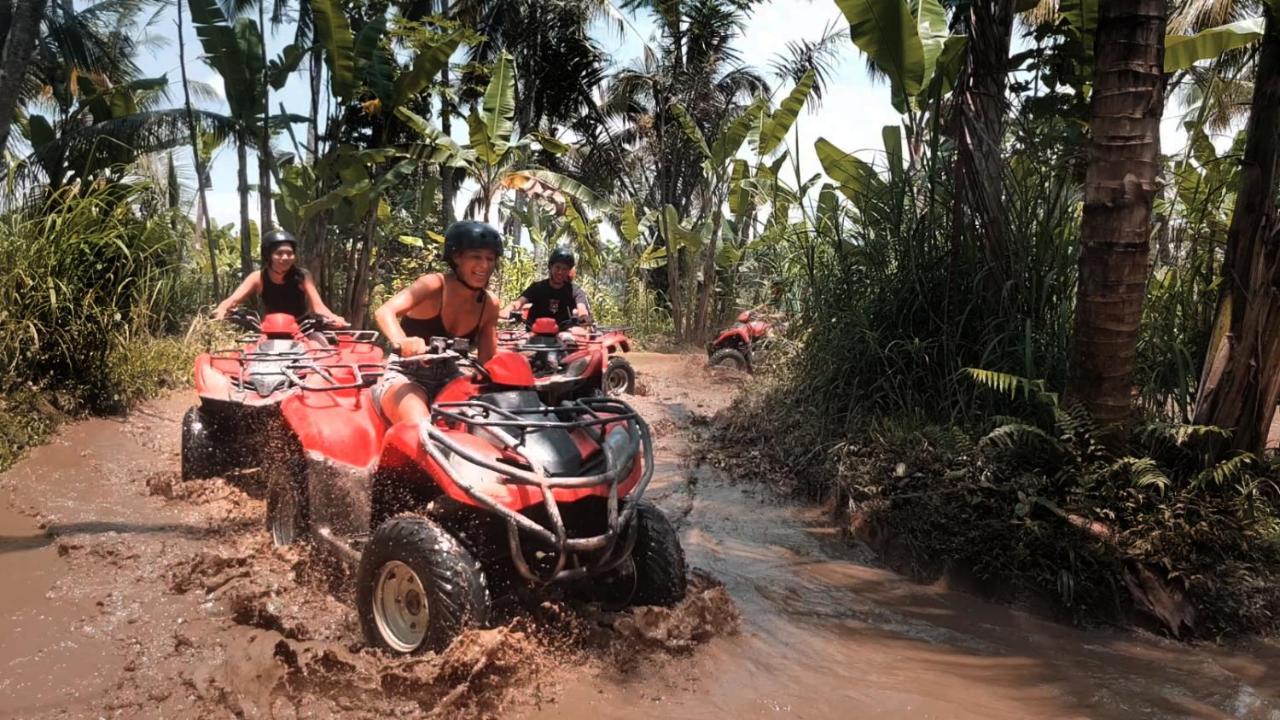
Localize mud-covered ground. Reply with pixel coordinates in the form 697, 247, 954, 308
0, 353, 740, 719
6, 353, 1280, 719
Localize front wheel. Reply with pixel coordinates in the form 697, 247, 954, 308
265, 460, 308, 547
707, 347, 749, 373
605, 357, 636, 396
355, 515, 490, 654
180, 406, 224, 481
628, 500, 687, 606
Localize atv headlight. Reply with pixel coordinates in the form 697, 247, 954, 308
604, 425, 634, 473
563, 356, 589, 378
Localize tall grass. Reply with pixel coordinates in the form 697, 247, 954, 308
0, 184, 200, 468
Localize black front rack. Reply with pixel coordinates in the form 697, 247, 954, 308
423, 396, 654, 585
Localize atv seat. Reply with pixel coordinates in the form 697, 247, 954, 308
473, 390, 583, 476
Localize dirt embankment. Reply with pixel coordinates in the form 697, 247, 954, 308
0, 352, 739, 719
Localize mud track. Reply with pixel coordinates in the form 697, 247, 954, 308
3, 352, 1280, 719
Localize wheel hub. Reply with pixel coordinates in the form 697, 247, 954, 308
374, 561, 429, 652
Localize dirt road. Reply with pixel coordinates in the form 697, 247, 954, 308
3, 353, 1280, 719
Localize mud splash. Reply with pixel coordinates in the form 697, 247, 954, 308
6, 353, 1280, 719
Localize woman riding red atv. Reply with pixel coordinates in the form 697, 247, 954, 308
371, 221, 503, 425
213, 229, 347, 327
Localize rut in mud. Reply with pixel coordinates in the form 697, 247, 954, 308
4, 352, 1280, 719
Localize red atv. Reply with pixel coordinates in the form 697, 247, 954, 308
268, 338, 686, 653
507, 317, 637, 397
706, 311, 776, 372
181, 309, 383, 480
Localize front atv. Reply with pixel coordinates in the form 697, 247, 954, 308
273, 343, 686, 654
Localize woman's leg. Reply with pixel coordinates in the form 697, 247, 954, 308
378, 380, 430, 425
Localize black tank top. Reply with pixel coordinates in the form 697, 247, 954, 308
400, 274, 486, 343
261, 270, 307, 318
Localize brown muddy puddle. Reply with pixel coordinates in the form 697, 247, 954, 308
2, 351, 1279, 719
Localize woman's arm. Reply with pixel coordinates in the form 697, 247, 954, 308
213, 272, 262, 319
373, 274, 439, 356
301, 273, 348, 327
475, 295, 500, 362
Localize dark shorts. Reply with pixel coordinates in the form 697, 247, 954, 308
370, 354, 462, 424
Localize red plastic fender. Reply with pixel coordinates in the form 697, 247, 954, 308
531, 317, 558, 335
261, 313, 301, 338
279, 388, 384, 468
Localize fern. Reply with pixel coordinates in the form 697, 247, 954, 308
1138, 422, 1231, 449
980, 422, 1063, 453
1195, 452, 1258, 490
967, 368, 1050, 402
1110, 457, 1171, 495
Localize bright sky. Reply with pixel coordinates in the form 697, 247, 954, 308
134, 0, 1201, 228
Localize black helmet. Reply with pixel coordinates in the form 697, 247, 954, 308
442, 221, 503, 269
548, 246, 575, 269
261, 229, 298, 268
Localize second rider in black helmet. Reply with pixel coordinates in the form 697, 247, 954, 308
212, 229, 347, 326
500, 247, 590, 328
371, 220, 503, 425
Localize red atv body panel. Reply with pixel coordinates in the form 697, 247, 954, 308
709, 318, 771, 352
278, 352, 644, 515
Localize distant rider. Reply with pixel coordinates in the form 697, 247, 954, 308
500, 247, 590, 328
212, 229, 347, 326
371, 221, 503, 425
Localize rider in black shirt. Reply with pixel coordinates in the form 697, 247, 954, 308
501, 247, 590, 327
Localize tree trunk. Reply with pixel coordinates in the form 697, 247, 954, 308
0, 0, 48, 155
439, 65, 458, 224
176, 7, 220, 297
694, 209, 722, 342
952, 0, 1014, 287
307, 48, 321, 161
258, 2, 273, 233
237, 129, 254, 277
1067, 0, 1167, 429
347, 211, 378, 326
1192, 7, 1280, 454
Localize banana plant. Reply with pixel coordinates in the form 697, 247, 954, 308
834, 0, 967, 114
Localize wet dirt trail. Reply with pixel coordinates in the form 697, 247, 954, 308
3, 352, 1280, 718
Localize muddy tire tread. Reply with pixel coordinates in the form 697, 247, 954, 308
606, 356, 636, 396
629, 500, 687, 606
355, 514, 490, 653
708, 347, 749, 372
265, 460, 309, 547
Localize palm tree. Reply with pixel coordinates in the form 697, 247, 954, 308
952, 0, 1017, 287
604, 0, 768, 340
451, 0, 609, 135
1192, 1, 1280, 454
0, 0, 50, 155
1068, 0, 1168, 430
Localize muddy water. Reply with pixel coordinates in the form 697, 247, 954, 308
2, 352, 1280, 719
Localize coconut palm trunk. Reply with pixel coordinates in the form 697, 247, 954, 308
237, 127, 253, 276
0, 0, 49, 154
1067, 0, 1167, 429
1192, 5, 1280, 454
952, 0, 1015, 285
257, 1, 273, 233
176, 3, 220, 296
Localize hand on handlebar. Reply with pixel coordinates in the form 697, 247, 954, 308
394, 336, 428, 357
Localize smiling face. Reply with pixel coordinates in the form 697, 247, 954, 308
548, 262, 572, 288
453, 248, 498, 287
270, 244, 296, 274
